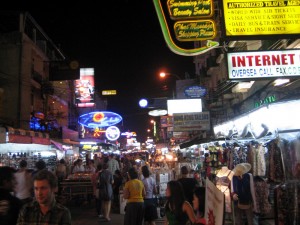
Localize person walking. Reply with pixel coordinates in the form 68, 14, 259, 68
123, 167, 146, 225
91, 164, 103, 218
14, 160, 33, 205
16, 170, 71, 225
141, 165, 158, 225
99, 163, 114, 222
107, 153, 120, 175
177, 166, 199, 205
0, 166, 22, 225
192, 187, 206, 225
164, 180, 198, 225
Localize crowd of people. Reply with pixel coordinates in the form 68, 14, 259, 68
0, 153, 206, 225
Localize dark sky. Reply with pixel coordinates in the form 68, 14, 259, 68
18, 1, 196, 142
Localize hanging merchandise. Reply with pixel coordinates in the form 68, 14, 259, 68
273, 130, 300, 225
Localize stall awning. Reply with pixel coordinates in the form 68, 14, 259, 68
179, 136, 209, 149
0, 126, 50, 145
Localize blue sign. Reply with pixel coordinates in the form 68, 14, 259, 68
184, 86, 207, 98
78, 111, 122, 128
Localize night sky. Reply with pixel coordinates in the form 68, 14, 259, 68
13, 1, 196, 142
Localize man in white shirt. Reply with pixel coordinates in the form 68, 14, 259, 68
107, 154, 119, 174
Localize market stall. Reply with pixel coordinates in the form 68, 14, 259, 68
59, 172, 93, 204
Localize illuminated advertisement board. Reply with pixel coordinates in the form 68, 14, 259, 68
222, 0, 300, 38
78, 111, 122, 140
227, 49, 300, 80
75, 68, 95, 107
167, 99, 202, 115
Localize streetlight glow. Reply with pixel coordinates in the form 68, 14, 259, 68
159, 72, 181, 80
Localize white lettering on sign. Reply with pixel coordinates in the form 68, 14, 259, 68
227, 49, 300, 79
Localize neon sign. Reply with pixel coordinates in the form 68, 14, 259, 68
78, 111, 123, 128
106, 126, 121, 141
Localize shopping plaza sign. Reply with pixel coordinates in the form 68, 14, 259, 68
152, 0, 219, 56
227, 49, 300, 80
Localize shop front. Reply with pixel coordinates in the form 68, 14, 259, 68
210, 99, 300, 225
0, 126, 54, 170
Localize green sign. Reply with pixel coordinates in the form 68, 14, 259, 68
167, 0, 213, 19
254, 95, 276, 108
174, 20, 216, 41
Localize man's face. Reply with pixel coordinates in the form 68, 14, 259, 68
34, 179, 55, 205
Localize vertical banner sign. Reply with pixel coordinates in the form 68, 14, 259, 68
75, 68, 95, 107
205, 178, 224, 225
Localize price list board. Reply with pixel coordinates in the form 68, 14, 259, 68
222, 0, 300, 36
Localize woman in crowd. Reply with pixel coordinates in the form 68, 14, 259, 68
164, 180, 197, 225
112, 169, 123, 209
192, 187, 206, 225
99, 163, 114, 222
141, 165, 158, 225
91, 164, 103, 218
123, 167, 145, 225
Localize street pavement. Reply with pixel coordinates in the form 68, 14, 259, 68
67, 200, 165, 225
68, 202, 124, 225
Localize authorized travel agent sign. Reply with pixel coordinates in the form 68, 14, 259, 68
227, 49, 300, 80
222, 0, 300, 37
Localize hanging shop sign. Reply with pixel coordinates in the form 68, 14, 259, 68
152, 0, 219, 56
160, 116, 173, 128
173, 112, 210, 131
167, 0, 214, 19
78, 111, 122, 129
167, 99, 202, 115
184, 85, 207, 98
102, 90, 117, 95
227, 49, 300, 80
221, 0, 300, 38
105, 126, 120, 141
254, 95, 276, 108
81, 142, 99, 151
174, 20, 216, 41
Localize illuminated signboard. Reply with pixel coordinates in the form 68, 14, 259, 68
78, 111, 123, 129
222, 0, 300, 38
174, 20, 216, 41
227, 49, 300, 80
184, 85, 207, 98
167, 0, 214, 19
173, 112, 210, 131
105, 126, 120, 141
152, 0, 220, 56
167, 99, 202, 115
102, 90, 117, 95
75, 68, 95, 107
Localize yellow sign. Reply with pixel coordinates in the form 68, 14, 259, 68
223, 0, 300, 36
174, 20, 217, 41
167, 0, 214, 19
102, 90, 117, 95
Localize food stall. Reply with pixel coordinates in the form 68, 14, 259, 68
59, 172, 93, 204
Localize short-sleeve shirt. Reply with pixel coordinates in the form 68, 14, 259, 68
124, 179, 144, 203
142, 177, 156, 199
